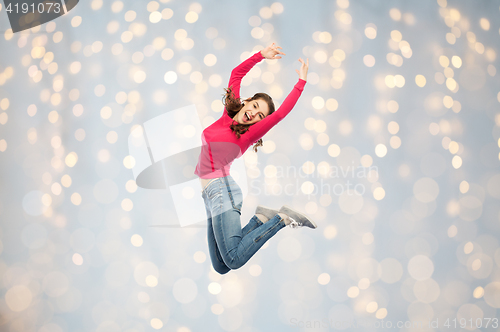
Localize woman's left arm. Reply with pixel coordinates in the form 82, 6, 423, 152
245, 58, 309, 141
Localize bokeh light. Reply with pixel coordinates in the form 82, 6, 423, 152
0, 1, 498, 331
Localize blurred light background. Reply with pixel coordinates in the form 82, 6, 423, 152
1, 0, 500, 331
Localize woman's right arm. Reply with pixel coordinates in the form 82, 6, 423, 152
227, 52, 264, 101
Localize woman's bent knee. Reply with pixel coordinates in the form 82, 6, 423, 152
225, 259, 245, 270
213, 263, 231, 275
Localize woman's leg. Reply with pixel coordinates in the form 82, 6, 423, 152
207, 210, 263, 274
203, 180, 263, 274
210, 176, 286, 270
241, 215, 264, 234
204, 195, 231, 275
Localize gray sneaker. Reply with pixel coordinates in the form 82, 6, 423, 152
255, 205, 279, 220
279, 205, 317, 229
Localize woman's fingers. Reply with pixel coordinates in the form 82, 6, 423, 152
296, 57, 309, 80
298, 58, 309, 68
274, 45, 285, 55
262, 43, 286, 59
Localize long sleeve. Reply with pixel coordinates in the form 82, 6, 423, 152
243, 78, 306, 143
227, 51, 265, 100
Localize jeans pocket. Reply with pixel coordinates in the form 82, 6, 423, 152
205, 180, 222, 201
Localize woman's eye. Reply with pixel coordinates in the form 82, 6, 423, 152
259, 114, 263, 119
253, 105, 256, 108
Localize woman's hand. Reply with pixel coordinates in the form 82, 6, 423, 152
295, 57, 309, 81
260, 43, 285, 59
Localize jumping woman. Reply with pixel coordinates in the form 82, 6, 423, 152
195, 43, 317, 275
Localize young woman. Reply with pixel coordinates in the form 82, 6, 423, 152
195, 43, 317, 275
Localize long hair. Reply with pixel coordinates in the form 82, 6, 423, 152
222, 86, 275, 152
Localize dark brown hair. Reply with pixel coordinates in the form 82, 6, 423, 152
223, 86, 275, 152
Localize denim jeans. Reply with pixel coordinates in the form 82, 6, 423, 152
201, 175, 286, 274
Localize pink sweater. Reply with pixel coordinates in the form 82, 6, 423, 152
194, 51, 307, 179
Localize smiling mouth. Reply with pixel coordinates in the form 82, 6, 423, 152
245, 112, 251, 121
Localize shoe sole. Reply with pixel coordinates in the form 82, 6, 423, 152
281, 205, 317, 229
256, 205, 279, 220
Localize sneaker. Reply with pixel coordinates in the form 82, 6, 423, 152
255, 205, 279, 220
278, 205, 317, 229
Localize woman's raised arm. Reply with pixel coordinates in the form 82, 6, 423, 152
243, 57, 309, 142
227, 43, 285, 100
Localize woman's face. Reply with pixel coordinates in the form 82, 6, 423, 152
233, 98, 270, 125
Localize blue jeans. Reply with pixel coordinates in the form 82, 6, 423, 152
201, 175, 286, 274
